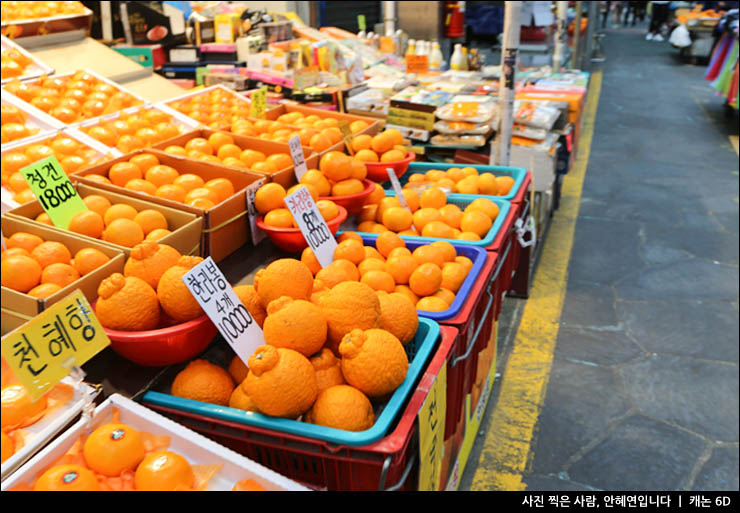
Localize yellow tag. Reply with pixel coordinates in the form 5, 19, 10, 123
379, 36, 395, 54
20, 156, 87, 230
337, 121, 354, 156
408, 145, 425, 155
406, 54, 429, 74
0, 290, 110, 401
451, 102, 480, 116
249, 87, 268, 119
417, 364, 447, 491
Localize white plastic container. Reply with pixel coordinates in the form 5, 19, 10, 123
450, 43, 466, 71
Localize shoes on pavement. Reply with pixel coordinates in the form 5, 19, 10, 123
645, 33, 654, 40
653, 33, 664, 41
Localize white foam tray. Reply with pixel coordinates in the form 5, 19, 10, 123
1, 394, 310, 491
0, 34, 55, 85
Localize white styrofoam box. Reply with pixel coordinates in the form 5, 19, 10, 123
0, 34, 55, 85
1, 379, 96, 482
1, 394, 311, 492
510, 135, 558, 193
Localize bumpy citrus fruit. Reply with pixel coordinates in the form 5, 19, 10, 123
338, 328, 409, 398
123, 241, 181, 289
233, 284, 267, 328
263, 296, 327, 357
318, 281, 381, 355
253, 259, 313, 308
309, 348, 346, 393
171, 359, 234, 406
377, 291, 419, 345
157, 256, 205, 322
96, 273, 160, 331
305, 385, 374, 432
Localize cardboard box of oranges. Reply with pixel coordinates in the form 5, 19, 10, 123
1, 215, 125, 335
70, 149, 265, 262
149, 128, 318, 189
6, 182, 202, 258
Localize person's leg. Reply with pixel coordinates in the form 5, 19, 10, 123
652, 3, 670, 40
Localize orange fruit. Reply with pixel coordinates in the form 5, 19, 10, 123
68, 210, 104, 239
496, 175, 516, 195
349, 159, 367, 180
156, 256, 205, 322
432, 288, 456, 305
207, 131, 234, 151
317, 281, 381, 355
145, 228, 172, 241
128, 153, 160, 173
171, 359, 234, 406
2, 255, 42, 292
301, 246, 321, 275
263, 297, 327, 357
103, 203, 138, 226
265, 153, 292, 171
319, 151, 352, 182
354, 149, 379, 163
123, 241, 181, 289
184, 137, 213, 155
145, 165, 179, 187
385, 254, 418, 285
416, 296, 449, 312
254, 259, 314, 308
360, 270, 395, 293
6, 232, 43, 253
1, 431, 13, 464
400, 189, 420, 213
412, 245, 445, 268
409, 262, 443, 297
229, 382, 260, 413
441, 262, 468, 293
305, 385, 374, 432
12, 188, 36, 205
82, 195, 113, 218
287, 183, 319, 202
163, 145, 187, 157
430, 241, 457, 263
315, 259, 358, 288
300, 169, 332, 197
455, 256, 474, 273
108, 161, 142, 187
83, 423, 146, 476
382, 207, 413, 232
376, 197, 402, 221
380, 149, 406, 163
331, 178, 364, 196
364, 246, 384, 261
133, 210, 168, 237
239, 149, 266, 167
460, 210, 492, 238
394, 285, 420, 308
466, 198, 500, 221
412, 208, 441, 233
333, 239, 366, 265
370, 132, 395, 154
3, 247, 32, 261
184, 187, 219, 205
103, 218, 145, 248
419, 187, 447, 209
321, 127, 343, 145
389, 246, 414, 258
41, 262, 80, 288
358, 258, 386, 277
439, 204, 463, 229
124, 178, 158, 195
385, 128, 404, 146
338, 328, 408, 398
351, 134, 372, 152
96, 273, 159, 331
244, 346, 318, 418
227, 355, 249, 385
31, 241, 71, 268
316, 199, 339, 221
421, 220, 455, 239
135, 451, 195, 491
27, 282, 62, 299
337, 231, 363, 244
73, 247, 110, 276
310, 348, 346, 393
233, 284, 267, 328
364, 183, 385, 206
377, 291, 419, 344
216, 143, 242, 161
1, 383, 47, 429
263, 208, 295, 228
457, 231, 481, 241
456, 175, 479, 194
155, 184, 187, 203
84, 174, 112, 186
172, 173, 204, 192
254, 183, 286, 214
34, 465, 101, 491
478, 173, 499, 195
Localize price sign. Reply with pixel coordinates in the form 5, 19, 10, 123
0, 289, 110, 401
418, 364, 447, 491
288, 135, 308, 180
284, 185, 337, 268
249, 87, 268, 119
182, 257, 265, 367
245, 177, 267, 246
387, 168, 410, 211
406, 54, 429, 74
357, 14, 366, 31
379, 36, 395, 54
337, 121, 355, 156
20, 156, 87, 230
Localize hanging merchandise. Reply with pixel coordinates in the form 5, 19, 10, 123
705, 9, 739, 109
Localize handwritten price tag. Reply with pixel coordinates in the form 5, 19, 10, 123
387, 168, 410, 211
249, 87, 268, 119
0, 290, 110, 401
245, 177, 267, 246
417, 364, 447, 491
20, 156, 87, 230
182, 257, 265, 367
289, 135, 308, 180
284, 185, 337, 268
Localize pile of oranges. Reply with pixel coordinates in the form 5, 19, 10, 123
254, 182, 340, 228
160, 131, 292, 176
1, 231, 111, 297
358, 184, 501, 241
78, 107, 188, 154
403, 166, 516, 196
1, 103, 40, 144
3, 70, 143, 124
305, 232, 473, 312
83, 152, 238, 212
167, 88, 252, 130
1, 46, 35, 80
1, 133, 109, 204
170, 258, 415, 432
0, 1, 88, 22
298, 150, 369, 199
350, 128, 409, 164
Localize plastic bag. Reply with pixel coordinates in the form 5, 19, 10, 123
513, 100, 560, 130
430, 134, 487, 147
435, 96, 498, 123
433, 120, 493, 135
669, 24, 692, 48
512, 123, 548, 141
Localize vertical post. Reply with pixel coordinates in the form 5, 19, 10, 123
383, 1, 397, 36
583, 0, 599, 68
552, 1, 569, 70
571, 1, 582, 69
492, 1, 522, 166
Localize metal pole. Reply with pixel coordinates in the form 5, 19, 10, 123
383, 1, 397, 36
552, 1, 569, 70
583, 0, 599, 69
571, 1, 583, 69
492, 1, 522, 166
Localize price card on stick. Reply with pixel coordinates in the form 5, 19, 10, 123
182, 257, 265, 367
284, 185, 337, 268
245, 177, 267, 246
338, 121, 355, 156
387, 167, 410, 211
249, 87, 268, 119
20, 156, 87, 230
288, 135, 308, 180
0, 289, 110, 401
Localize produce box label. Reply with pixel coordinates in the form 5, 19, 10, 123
418, 364, 447, 491
245, 177, 267, 246
20, 156, 87, 231
0, 290, 110, 401
284, 185, 337, 268
249, 87, 268, 119
182, 257, 265, 367
289, 135, 308, 180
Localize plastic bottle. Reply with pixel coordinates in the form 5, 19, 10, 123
450, 43, 466, 70
430, 41, 444, 70
406, 39, 416, 57
416, 40, 426, 55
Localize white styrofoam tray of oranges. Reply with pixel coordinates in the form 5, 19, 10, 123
1, 376, 95, 482
2, 89, 64, 145
1, 393, 311, 491
158, 84, 255, 127
0, 34, 55, 85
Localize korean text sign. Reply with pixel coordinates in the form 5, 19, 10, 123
20, 156, 87, 230
284, 185, 337, 268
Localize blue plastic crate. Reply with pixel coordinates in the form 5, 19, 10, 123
348, 191, 511, 248
359, 236, 488, 322
140, 317, 441, 446
386, 163, 527, 202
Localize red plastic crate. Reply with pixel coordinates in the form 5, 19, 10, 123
438, 251, 500, 441
143, 326, 459, 491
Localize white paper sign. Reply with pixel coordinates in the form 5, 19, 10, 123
182, 257, 266, 367
284, 185, 337, 268
245, 177, 267, 246
387, 168, 410, 211
289, 135, 308, 180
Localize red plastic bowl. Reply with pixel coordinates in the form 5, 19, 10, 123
363, 152, 416, 182
318, 179, 374, 216
98, 307, 218, 367
257, 204, 348, 253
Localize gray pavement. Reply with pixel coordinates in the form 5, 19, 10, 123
462, 26, 739, 491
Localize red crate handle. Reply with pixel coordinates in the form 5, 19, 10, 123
380, 453, 417, 491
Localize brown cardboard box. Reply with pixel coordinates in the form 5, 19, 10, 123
149, 129, 318, 189
1, 215, 125, 336
70, 150, 263, 262
5, 183, 202, 258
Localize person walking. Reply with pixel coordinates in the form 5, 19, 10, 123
646, 1, 670, 41
613, 1, 625, 27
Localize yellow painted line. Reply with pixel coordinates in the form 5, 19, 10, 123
730, 136, 739, 155
470, 71, 603, 491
